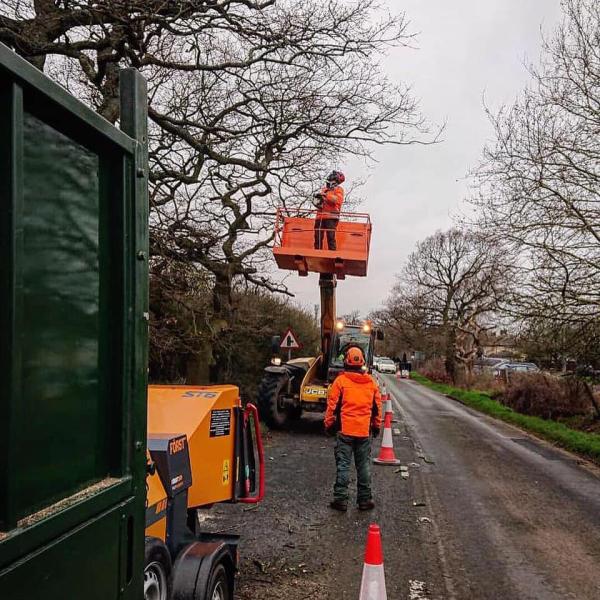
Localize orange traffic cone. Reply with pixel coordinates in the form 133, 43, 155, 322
359, 524, 387, 600
383, 389, 398, 424
374, 410, 400, 465
383, 391, 393, 421
379, 382, 390, 412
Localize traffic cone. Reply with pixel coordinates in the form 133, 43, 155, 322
373, 410, 400, 465
383, 389, 398, 424
359, 524, 387, 600
383, 391, 393, 421
379, 382, 390, 410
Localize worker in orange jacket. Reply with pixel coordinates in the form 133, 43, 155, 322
324, 346, 382, 511
313, 170, 345, 250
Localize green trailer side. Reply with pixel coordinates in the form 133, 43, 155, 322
0, 43, 148, 600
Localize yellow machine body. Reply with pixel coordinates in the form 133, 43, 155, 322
147, 385, 241, 511
145, 451, 168, 541
297, 357, 329, 407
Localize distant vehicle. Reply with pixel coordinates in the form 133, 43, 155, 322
373, 356, 392, 372
378, 358, 397, 374
475, 357, 509, 373
494, 362, 539, 377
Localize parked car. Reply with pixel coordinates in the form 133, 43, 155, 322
474, 357, 509, 373
494, 362, 539, 377
373, 356, 391, 371
378, 358, 397, 374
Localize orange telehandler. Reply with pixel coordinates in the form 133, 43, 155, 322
257, 209, 382, 428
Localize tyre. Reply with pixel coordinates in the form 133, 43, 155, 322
172, 542, 235, 600
206, 563, 231, 600
257, 373, 296, 429
144, 537, 172, 600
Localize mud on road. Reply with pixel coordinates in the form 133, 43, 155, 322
201, 412, 449, 600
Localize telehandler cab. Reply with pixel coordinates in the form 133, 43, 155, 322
257, 210, 382, 428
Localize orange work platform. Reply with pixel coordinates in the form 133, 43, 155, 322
273, 209, 371, 278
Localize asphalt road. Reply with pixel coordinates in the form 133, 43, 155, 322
204, 377, 600, 599
384, 375, 600, 600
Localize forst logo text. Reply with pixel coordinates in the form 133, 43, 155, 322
169, 437, 186, 455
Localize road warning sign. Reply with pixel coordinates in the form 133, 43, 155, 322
280, 327, 302, 350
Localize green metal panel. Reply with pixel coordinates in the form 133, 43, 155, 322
119, 68, 150, 599
19, 112, 105, 518
0, 499, 137, 600
0, 43, 148, 600
0, 79, 23, 533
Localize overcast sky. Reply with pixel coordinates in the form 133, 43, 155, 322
280, 0, 563, 319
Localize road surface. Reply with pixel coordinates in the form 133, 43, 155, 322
204, 376, 600, 599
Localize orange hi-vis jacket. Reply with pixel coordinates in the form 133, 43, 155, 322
324, 371, 382, 438
317, 185, 344, 219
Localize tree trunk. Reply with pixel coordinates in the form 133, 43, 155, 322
583, 380, 600, 420
209, 270, 234, 383
186, 344, 212, 385
465, 359, 475, 389
445, 326, 457, 383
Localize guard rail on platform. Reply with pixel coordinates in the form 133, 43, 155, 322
272, 208, 372, 278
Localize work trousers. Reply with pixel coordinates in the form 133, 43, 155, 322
314, 217, 338, 250
333, 433, 372, 503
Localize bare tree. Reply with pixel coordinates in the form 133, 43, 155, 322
471, 0, 600, 329
372, 291, 444, 361
2, 1, 435, 381
381, 228, 511, 383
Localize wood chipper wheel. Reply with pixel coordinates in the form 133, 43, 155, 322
257, 373, 299, 429
144, 537, 172, 600
207, 563, 231, 600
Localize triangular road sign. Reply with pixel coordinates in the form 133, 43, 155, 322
280, 327, 302, 350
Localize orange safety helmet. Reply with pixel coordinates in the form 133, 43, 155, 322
344, 346, 365, 367
326, 170, 345, 185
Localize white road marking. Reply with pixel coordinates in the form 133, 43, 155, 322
384, 376, 459, 600
409, 579, 430, 599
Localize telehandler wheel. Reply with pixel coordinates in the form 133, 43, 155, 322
144, 537, 172, 600
257, 373, 299, 429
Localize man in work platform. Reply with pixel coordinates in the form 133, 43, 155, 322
313, 170, 345, 250
324, 347, 382, 511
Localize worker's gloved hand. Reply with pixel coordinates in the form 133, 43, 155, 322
324, 425, 336, 437
371, 427, 380, 438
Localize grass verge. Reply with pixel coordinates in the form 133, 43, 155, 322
411, 372, 600, 464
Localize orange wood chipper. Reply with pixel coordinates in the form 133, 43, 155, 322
144, 385, 264, 599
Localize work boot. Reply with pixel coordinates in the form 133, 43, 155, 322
329, 500, 348, 512
358, 499, 375, 511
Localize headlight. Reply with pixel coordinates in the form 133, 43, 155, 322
335, 321, 344, 331
271, 357, 282, 366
